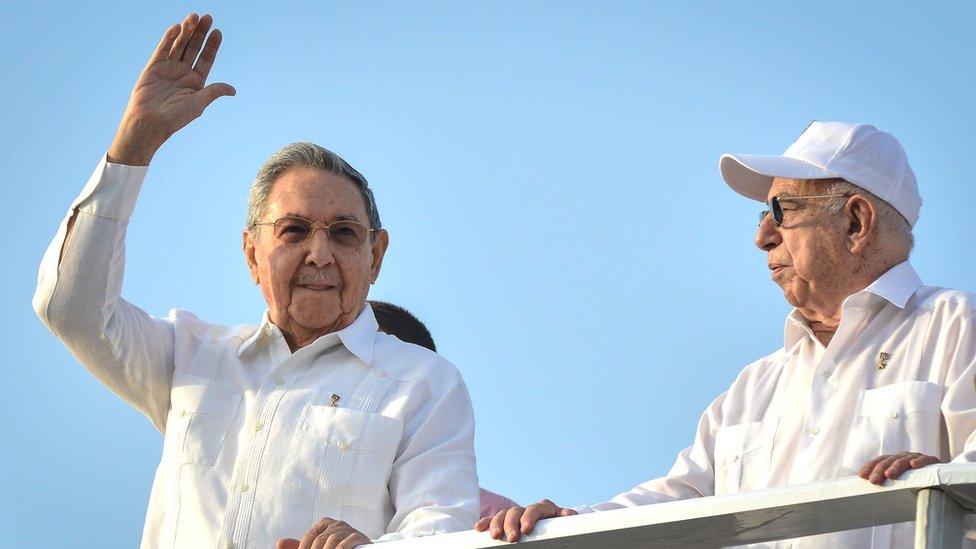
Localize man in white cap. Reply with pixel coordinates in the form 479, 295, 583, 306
477, 121, 976, 547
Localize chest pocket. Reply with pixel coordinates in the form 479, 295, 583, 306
841, 381, 944, 473
713, 418, 778, 496
162, 378, 242, 466
284, 406, 404, 514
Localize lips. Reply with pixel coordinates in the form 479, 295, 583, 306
298, 281, 336, 290
768, 263, 789, 276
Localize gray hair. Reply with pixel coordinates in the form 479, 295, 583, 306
246, 142, 381, 234
819, 178, 914, 253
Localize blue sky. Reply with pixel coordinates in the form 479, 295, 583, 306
3, 2, 975, 546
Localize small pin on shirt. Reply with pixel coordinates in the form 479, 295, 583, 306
329, 393, 341, 407
876, 352, 890, 370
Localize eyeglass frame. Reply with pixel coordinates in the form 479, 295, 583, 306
760, 193, 852, 227
252, 215, 377, 247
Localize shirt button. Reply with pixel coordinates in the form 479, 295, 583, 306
338, 440, 350, 451
822, 370, 831, 378
273, 377, 284, 386
180, 409, 189, 417
890, 411, 900, 419
254, 422, 264, 432
239, 483, 250, 493
378, 370, 388, 378
810, 427, 820, 436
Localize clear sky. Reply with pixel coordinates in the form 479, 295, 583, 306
3, 1, 975, 546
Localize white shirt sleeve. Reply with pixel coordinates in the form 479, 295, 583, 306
939, 297, 976, 463
33, 157, 176, 431
377, 372, 480, 540
575, 392, 724, 514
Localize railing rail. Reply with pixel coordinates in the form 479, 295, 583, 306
381, 464, 976, 548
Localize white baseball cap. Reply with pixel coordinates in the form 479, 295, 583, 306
720, 121, 922, 227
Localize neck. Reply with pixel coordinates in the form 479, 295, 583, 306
796, 255, 903, 347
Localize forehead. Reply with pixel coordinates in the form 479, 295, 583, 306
768, 177, 821, 200
266, 167, 368, 221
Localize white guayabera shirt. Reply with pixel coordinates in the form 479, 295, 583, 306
33, 158, 479, 549
576, 261, 976, 548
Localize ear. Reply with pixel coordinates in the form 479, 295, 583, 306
844, 195, 876, 254
242, 229, 261, 285
369, 229, 390, 283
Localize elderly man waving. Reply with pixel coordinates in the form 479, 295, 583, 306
33, 14, 478, 549
478, 121, 976, 547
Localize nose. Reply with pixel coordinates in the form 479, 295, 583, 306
754, 212, 781, 252
305, 227, 336, 268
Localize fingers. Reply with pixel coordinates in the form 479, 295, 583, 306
486, 507, 520, 540
480, 500, 567, 542
193, 28, 223, 81
520, 499, 562, 537
859, 452, 942, 485
149, 24, 180, 64
167, 14, 199, 60
504, 506, 526, 542
195, 82, 237, 113
181, 14, 214, 63
295, 518, 369, 549
474, 516, 491, 532
277, 539, 300, 549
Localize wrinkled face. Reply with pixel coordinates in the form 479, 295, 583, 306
754, 178, 848, 311
243, 168, 388, 345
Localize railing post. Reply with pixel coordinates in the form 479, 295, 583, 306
915, 488, 965, 548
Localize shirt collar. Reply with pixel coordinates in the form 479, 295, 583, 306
783, 260, 922, 351
237, 304, 379, 366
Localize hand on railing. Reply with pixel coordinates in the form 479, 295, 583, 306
474, 498, 578, 543
858, 451, 941, 485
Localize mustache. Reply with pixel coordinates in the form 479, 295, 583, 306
295, 269, 340, 285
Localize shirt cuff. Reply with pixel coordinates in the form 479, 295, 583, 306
70, 154, 149, 220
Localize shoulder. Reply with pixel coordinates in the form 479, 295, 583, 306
371, 332, 463, 391
167, 308, 258, 346
731, 348, 787, 387
912, 286, 976, 314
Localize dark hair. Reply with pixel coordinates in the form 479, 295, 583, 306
369, 300, 436, 352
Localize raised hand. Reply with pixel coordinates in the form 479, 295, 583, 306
107, 13, 236, 166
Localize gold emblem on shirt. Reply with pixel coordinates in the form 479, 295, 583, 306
330, 393, 341, 407
876, 352, 890, 370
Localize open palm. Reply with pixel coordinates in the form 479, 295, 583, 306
109, 14, 235, 165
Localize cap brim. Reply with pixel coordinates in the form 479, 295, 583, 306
720, 154, 839, 202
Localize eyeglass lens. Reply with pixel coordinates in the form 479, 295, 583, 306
759, 196, 784, 226
272, 217, 369, 247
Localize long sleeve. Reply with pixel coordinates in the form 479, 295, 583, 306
937, 295, 976, 463
33, 157, 176, 431
378, 372, 479, 540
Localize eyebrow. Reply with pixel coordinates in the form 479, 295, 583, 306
279, 212, 367, 224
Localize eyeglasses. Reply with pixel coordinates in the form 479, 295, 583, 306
760, 194, 850, 227
253, 215, 375, 247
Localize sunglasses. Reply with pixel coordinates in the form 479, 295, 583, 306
759, 194, 850, 227
253, 215, 375, 247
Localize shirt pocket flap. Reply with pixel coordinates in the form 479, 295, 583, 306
858, 381, 943, 418
170, 377, 242, 419
714, 421, 770, 461
302, 406, 403, 454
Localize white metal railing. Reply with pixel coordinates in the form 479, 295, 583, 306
380, 464, 976, 548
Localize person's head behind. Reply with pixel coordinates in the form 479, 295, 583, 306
243, 142, 390, 350
369, 300, 437, 352
721, 122, 919, 316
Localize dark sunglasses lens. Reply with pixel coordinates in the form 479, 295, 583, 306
771, 197, 784, 225
274, 217, 313, 243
